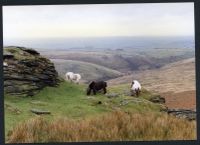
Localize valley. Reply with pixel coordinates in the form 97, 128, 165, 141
3, 2, 196, 142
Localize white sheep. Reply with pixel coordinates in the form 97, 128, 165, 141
65, 72, 81, 84
130, 80, 141, 97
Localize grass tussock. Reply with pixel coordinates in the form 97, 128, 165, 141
8, 111, 196, 143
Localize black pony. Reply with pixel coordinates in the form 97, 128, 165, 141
87, 81, 107, 95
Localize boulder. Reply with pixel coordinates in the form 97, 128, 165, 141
166, 109, 196, 121
30, 109, 51, 115
149, 95, 165, 104
3, 46, 60, 97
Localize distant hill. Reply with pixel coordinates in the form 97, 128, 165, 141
51, 59, 122, 82
108, 58, 195, 93
43, 47, 194, 73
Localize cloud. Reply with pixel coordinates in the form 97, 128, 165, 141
3, 3, 194, 39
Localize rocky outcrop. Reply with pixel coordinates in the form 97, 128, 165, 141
166, 109, 196, 121
4, 46, 59, 96
149, 95, 165, 104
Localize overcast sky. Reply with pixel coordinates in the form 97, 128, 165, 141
3, 3, 194, 40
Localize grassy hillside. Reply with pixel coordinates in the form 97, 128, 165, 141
51, 59, 122, 82
108, 58, 196, 110
5, 81, 164, 141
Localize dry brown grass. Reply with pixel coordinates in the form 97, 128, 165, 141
7, 111, 196, 143
108, 58, 195, 94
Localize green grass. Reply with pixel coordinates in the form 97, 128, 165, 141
4, 47, 48, 61
4, 81, 162, 141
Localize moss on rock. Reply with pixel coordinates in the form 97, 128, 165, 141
4, 46, 60, 96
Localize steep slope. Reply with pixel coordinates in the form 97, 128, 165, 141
5, 81, 163, 141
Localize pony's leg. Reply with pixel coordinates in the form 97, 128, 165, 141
87, 88, 91, 95
138, 89, 141, 96
93, 89, 96, 95
67, 76, 70, 81
130, 90, 134, 96
136, 89, 139, 97
103, 87, 107, 94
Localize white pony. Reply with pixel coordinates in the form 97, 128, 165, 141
65, 72, 81, 84
3, 62, 8, 67
130, 80, 141, 97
